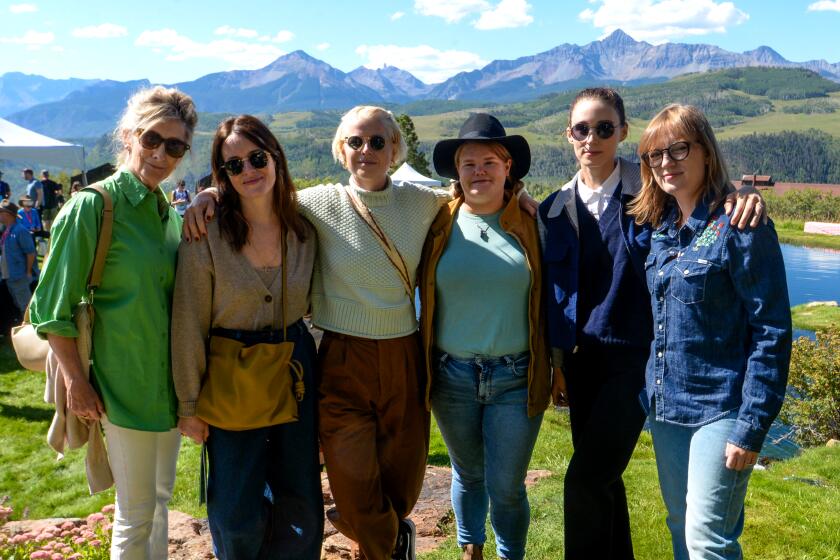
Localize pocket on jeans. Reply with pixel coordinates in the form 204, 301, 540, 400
509, 354, 530, 377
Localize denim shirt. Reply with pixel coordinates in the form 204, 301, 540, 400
644, 199, 792, 452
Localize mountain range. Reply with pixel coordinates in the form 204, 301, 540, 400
4, 29, 840, 138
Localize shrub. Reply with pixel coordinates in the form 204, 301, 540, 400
780, 327, 840, 447
763, 189, 840, 222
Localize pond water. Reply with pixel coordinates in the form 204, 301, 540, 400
781, 243, 840, 307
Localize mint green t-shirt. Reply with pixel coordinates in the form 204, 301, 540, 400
434, 208, 531, 358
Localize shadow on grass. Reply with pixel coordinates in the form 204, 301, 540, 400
0, 402, 53, 422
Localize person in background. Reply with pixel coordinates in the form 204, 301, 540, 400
17, 195, 48, 256
172, 115, 322, 559
538, 88, 766, 560
0, 171, 11, 200
70, 181, 83, 197
420, 113, 550, 560
40, 170, 62, 230
1, 200, 37, 316
22, 168, 43, 212
31, 85, 197, 560
170, 179, 191, 217
631, 104, 791, 560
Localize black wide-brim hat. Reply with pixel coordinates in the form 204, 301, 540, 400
433, 113, 531, 181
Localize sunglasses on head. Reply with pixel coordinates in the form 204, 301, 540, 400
136, 129, 190, 158
220, 149, 271, 176
641, 141, 692, 168
569, 120, 617, 142
344, 135, 387, 151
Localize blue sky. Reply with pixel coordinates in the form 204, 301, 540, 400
2, 0, 840, 85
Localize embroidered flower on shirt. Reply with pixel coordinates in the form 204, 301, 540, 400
693, 218, 724, 250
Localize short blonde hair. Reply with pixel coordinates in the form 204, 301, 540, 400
113, 86, 198, 166
331, 105, 407, 169
629, 104, 730, 227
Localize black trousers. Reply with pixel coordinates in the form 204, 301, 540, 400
563, 347, 647, 560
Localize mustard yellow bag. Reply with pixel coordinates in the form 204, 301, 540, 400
195, 227, 305, 431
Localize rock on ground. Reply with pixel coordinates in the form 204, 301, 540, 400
2, 467, 553, 559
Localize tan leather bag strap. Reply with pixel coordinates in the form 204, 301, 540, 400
82, 184, 114, 295
339, 184, 414, 303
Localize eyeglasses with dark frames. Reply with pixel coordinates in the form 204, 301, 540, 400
569, 120, 617, 142
344, 135, 387, 151
135, 129, 190, 158
641, 141, 692, 168
219, 150, 271, 176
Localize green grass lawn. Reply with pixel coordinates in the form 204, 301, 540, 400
2, 341, 839, 559
776, 220, 840, 251
791, 304, 840, 332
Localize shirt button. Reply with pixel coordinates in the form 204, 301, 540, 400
656, 379, 662, 384
659, 296, 664, 302
658, 324, 663, 330
658, 271, 664, 276
657, 351, 663, 358
264, 295, 272, 303
683, 269, 689, 275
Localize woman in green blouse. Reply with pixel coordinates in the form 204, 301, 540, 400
31, 86, 198, 560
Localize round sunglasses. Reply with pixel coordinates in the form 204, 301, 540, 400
136, 129, 190, 158
344, 135, 387, 151
220, 150, 270, 176
569, 120, 618, 142
641, 141, 692, 168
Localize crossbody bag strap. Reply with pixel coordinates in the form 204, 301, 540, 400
280, 225, 287, 339
339, 184, 415, 304
81, 184, 114, 295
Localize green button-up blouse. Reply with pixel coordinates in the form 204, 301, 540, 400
31, 169, 181, 431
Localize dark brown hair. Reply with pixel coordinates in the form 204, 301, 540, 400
211, 115, 307, 250
569, 87, 627, 126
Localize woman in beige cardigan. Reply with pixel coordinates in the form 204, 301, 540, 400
171, 115, 321, 560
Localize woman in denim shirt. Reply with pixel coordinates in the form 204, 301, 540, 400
630, 104, 792, 560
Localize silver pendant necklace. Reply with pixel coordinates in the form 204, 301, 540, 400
477, 223, 491, 242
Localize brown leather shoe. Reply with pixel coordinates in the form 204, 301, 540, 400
461, 543, 484, 560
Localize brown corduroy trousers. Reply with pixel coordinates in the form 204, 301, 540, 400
317, 330, 430, 560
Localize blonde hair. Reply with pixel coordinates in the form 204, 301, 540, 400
629, 104, 730, 227
113, 86, 198, 166
331, 105, 407, 168
451, 141, 524, 199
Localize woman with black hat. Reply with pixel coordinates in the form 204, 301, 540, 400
419, 113, 550, 560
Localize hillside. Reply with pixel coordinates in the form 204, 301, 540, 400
3, 67, 840, 192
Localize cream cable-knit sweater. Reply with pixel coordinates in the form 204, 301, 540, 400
298, 179, 449, 339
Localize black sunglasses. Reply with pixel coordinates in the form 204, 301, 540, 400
641, 141, 692, 168
344, 135, 387, 151
220, 150, 271, 176
136, 129, 190, 158
569, 120, 617, 142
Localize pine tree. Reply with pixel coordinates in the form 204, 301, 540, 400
395, 114, 431, 176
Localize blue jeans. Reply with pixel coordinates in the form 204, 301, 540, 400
431, 351, 543, 560
650, 410, 754, 560
206, 327, 323, 560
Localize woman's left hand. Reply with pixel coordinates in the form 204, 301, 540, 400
724, 185, 767, 230
725, 442, 759, 471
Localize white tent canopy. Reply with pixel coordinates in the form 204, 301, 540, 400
0, 117, 86, 172
391, 162, 441, 188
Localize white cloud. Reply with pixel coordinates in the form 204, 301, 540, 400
214, 25, 259, 38
9, 3, 37, 13
356, 44, 487, 83
0, 30, 54, 50
71, 23, 128, 39
135, 29, 284, 68
414, 0, 532, 29
415, 0, 489, 23
316, 42, 330, 51
475, 0, 533, 29
808, 0, 840, 11
391, 11, 406, 20
271, 30, 294, 43
579, 0, 749, 43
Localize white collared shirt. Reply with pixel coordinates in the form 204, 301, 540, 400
576, 159, 621, 222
